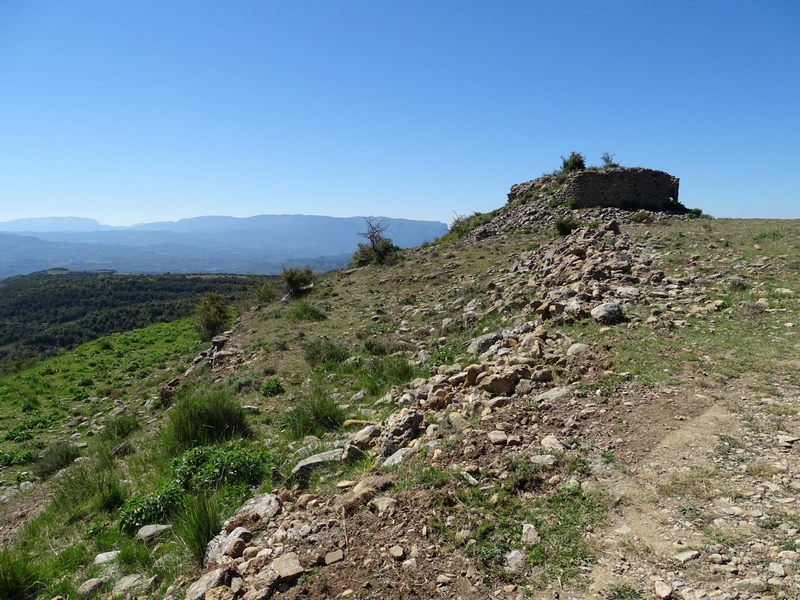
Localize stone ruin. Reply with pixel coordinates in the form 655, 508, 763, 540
508, 167, 684, 213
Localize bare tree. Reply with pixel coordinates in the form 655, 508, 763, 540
352, 217, 401, 266
358, 217, 390, 250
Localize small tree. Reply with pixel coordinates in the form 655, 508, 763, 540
560, 151, 586, 173
193, 293, 231, 340
352, 217, 402, 266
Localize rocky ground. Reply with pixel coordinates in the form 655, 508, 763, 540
2, 214, 799, 600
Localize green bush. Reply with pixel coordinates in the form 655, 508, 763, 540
351, 239, 403, 267
260, 377, 285, 397
119, 483, 184, 535
175, 492, 221, 566
560, 151, 586, 173
0, 548, 41, 600
565, 197, 578, 209
441, 211, 495, 239
630, 210, 650, 223
162, 390, 251, 455
34, 442, 80, 479
280, 394, 346, 440
303, 339, 350, 366
0, 448, 37, 467
193, 293, 232, 340
252, 279, 278, 304
172, 441, 278, 491
288, 300, 327, 321
282, 267, 315, 298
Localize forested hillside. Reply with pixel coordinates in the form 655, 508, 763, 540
0, 269, 260, 371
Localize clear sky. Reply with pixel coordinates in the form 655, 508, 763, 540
1, 1, 797, 226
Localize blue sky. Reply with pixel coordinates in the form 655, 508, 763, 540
0, 1, 797, 226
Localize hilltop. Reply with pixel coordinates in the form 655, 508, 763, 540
1, 173, 799, 600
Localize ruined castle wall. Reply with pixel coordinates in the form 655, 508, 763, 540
553, 168, 682, 212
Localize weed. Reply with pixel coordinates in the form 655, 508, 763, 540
606, 585, 644, 600
260, 377, 285, 397
630, 210, 650, 223
565, 197, 578, 209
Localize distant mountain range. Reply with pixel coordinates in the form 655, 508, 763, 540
0, 215, 448, 280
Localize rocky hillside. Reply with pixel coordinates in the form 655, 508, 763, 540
1, 210, 799, 600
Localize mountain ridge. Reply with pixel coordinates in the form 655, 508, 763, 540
0, 214, 448, 280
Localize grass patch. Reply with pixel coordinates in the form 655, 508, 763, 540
34, 441, 80, 478
174, 492, 221, 566
161, 389, 251, 455
0, 548, 41, 600
303, 338, 351, 366
288, 300, 327, 321
280, 393, 346, 440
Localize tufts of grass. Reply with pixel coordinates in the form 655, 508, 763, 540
174, 492, 221, 566
99, 414, 141, 443
288, 300, 327, 321
161, 389, 251, 455
280, 393, 346, 440
34, 441, 80, 479
0, 548, 41, 600
303, 338, 351, 366
606, 585, 644, 600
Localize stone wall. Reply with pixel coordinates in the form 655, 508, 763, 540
509, 167, 683, 213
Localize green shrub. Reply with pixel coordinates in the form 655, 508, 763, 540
193, 293, 232, 340
118, 483, 183, 535
34, 442, 80, 479
282, 267, 315, 298
172, 441, 279, 491
252, 279, 278, 303
565, 197, 578, 209
260, 377, 284, 397
554, 218, 583, 237
175, 492, 221, 566
280, 394, 346, 440
288, 300, 327, 321
0, 549, 41, 600
630, 210, 650, 223
0, 448, 37, 467
162, 390, 251, 455
560, 151, 586, 173
351, 239, 403, 267
303, 339, 351, 366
